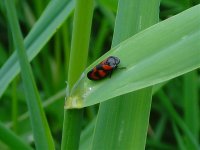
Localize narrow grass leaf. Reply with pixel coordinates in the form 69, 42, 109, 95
0, 122, 32, 150
152, 116, 167, 141
7, 89, 66, 128
0, 0, 74, 97
5, 0, 54, 149
65, 5, 200, 108
183, 71, 199, 149
158, 90, 199, 149
172, 123, 187, 150
61, 0, 94, 149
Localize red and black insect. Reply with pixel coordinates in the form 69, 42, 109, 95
87, 56, 121, 81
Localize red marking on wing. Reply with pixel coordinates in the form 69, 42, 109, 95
87, 68, 100, 80
98, 70, 106, 77
102, 65, 112, 70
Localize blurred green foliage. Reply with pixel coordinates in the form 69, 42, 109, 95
0, 0, 199, 149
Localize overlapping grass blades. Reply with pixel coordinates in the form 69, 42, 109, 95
65, 4, 200, 108
5, 0, 55, 149
0, 0, 74, 97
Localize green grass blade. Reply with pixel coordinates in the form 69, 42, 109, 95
61, 0, 94, 149
5, 0, 54, 149
65, 5, 200, 108
152, 116, 167, 141
98, 0, 118, 13
172, 123, 187, 150
152, 81, 168, 94
183, 71, 199, 149
0, 0, 74, 97
11, 78, 19, 133
0, 122, 32, 150
92, 90, 153, 150
91, 0, 159, 149
158, 90, 199, 149
79, 118, 96, 150
7, 89, 66, 128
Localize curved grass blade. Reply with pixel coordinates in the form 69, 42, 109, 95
0, 0, 74, 97
65, 4, 200, 108
5, 0, 54, 149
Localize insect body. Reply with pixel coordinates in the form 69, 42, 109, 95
87, 56, 121, 81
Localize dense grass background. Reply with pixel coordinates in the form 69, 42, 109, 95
0, 0, 199, 150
